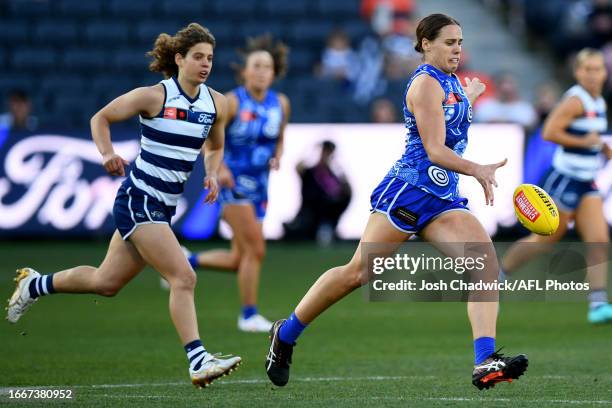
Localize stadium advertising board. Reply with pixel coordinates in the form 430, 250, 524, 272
4, 124, 606, 239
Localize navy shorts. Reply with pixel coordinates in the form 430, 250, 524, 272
370, 176, 469, 234
113, 181, 176, 240
540, 168, 600, 212
218, 187, 267, 220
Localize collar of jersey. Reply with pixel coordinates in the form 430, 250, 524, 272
172, 76, 200, 104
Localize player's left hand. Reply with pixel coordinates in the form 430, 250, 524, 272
269, 157, 281, 170
203, 176, 219, 203
464, 77, 486, 100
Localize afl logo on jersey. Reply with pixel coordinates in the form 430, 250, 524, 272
467, 105, 473, 122
428, 166, 449, 187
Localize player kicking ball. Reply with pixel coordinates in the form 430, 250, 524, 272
265, 14, 528, 390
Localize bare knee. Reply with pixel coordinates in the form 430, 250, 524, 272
242, 241, 266, 263
94, 274, 125, 297
338, 262, 365, 291
167, 269, 197, 291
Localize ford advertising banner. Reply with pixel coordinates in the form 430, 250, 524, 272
0, 127, 217, 239
5, 123, 610, 240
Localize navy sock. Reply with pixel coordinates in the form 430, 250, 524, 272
184, 339, 207, 371
28, 274, 56, 299
188, 254, 199, 270
242, 305, 257, 319
279, 312, 307, 345
473, 337, 495, 364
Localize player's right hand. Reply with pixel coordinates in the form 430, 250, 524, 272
102, 153, 129, 177
473, 158, 507, 206
218, 166, 235, 188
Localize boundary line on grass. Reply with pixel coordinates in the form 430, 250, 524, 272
1, 375, 611, 405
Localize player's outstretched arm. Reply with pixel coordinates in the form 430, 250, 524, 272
90, 85, 164, 176
202, 89, 228, 203
543, 95, 601, 148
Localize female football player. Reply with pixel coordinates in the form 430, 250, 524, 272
501, 48, 612, 324
180, 35, 290, 333
265, 14, 528, 390
7, 23, 241, 387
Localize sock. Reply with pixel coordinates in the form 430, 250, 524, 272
473, 336, 495, 365
279, 312, 307, 345
184, 339, 207, 371
188, 254, 199, 269
28, 274, 56, 299
588, 289, 608, 310
242, 305, 257, 319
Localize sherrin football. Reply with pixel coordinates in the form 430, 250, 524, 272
513, 184, 559, 236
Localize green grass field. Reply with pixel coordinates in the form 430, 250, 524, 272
1, 240, 611, 407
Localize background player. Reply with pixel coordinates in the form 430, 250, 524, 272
501, 48, 612, 324
178, 35, 290, 333
265, 14, 528, 390
6, 23, 241, 387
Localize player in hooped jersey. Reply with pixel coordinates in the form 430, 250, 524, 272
502, 49, 612, 324
6, 23, 241, 387
265, 14, 528, 390
179, 36, 290, 333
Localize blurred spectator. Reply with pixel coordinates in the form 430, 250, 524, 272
350, 0, 417, 103
352, 35, 386, 104
381, 16, 421, 80
587, 0, 612, 47
361, 0, 415, 35
0, 89, 38, 132
533, 82, 561, 124
455, 50, 496, 106
370, 98, 399, 123
283, 141, 352, 245
317, 30, 358, 82
474, 72, 537, 130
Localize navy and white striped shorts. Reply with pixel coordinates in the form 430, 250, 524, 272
113, 179, 176, 240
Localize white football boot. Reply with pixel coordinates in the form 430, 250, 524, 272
238, 314, 273, 332
190, 353, 242, 388
7, 268, 40, 323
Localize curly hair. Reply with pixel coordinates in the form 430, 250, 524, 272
237, 34, 289, 79
147, 23, 216, 79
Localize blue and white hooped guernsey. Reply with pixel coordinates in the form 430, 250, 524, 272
387, 63, 472, 200
552, 84, 607, 181
131, 77, 217, 206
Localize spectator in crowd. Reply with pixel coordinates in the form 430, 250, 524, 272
283, 141, 352, 245
533, 81, 561, 124
317, 30, 358, 82
0, 89, 38, 132
361, 0, 415, 29
523, 82, 561, 185
455, 50, 496, 106
587, 0, 612, 47
381, 16, 421, 80
474, 72, 538, 130
370, 97, 399, 123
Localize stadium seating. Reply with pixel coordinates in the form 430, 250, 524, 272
2, 0, 371, 126
57, 0, 104, 17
